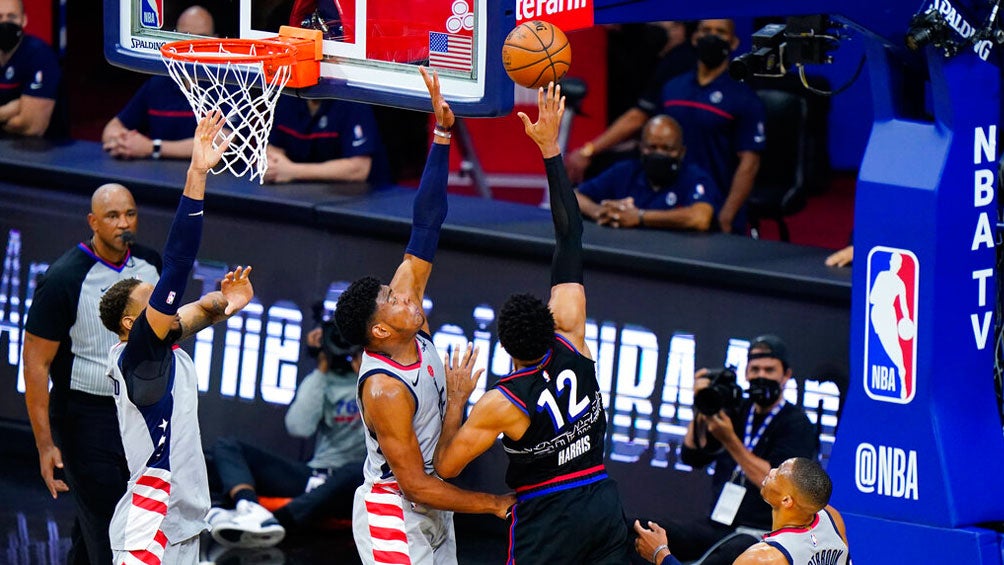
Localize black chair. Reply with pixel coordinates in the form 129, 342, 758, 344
747, 89, 814, 241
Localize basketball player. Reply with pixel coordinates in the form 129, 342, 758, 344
433, 82, 632, 564
634, 457, 849, 565
333, 67, 514, 565
97, 111, 254, 565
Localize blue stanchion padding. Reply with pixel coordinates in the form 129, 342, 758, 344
841, 513, 1001, 565
828, 45, 1004, 528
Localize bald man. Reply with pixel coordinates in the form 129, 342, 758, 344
635, 458, 849, 565
102, 5, 215, 160
24, 184, 161, 565
575, 114, 722, 232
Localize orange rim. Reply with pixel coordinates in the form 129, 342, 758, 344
160, 38, 296, 67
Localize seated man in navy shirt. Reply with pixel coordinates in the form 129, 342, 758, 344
575, 115, 721, 232
264, 97, 391, 187
0, 0, 62, 138
101, 6, 214, 160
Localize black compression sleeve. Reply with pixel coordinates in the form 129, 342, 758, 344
545, 155, 583, 286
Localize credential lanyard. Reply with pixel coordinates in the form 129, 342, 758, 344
744, 400, 785, 452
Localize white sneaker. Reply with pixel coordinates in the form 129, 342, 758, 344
207, 500, 286, 549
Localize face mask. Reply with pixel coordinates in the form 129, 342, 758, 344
696, 34, 730, 68
641, 153, 681, 187
0, 22, 23, 52
748, 377, 782, 408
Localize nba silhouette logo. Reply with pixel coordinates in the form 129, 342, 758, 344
864, 246, 918, 403
140, 0, 163, 29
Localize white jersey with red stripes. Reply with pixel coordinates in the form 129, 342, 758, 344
353, 331, 454, 564
357, 331, 447, 484
762, 508, 849, 565
107, 342, 210, 564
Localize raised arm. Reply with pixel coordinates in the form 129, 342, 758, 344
145, 111, 230, 339
387, 68, 455, 333
518, 83, 588, 355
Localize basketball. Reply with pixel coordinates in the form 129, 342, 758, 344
502, 21, 571, 89
897, 318, 915, 341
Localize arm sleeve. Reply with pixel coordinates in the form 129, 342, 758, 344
149, 196, 203, 316
285, 369, 327, 438
545, 156, 583, 286
405, 142, 449, 262
24, 268, 77, 341
23, 42, 60, 101
120, 311, 181, 407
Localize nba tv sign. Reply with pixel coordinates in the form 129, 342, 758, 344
864, 247, 918, 404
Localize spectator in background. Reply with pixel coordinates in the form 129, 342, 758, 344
569, 19, 765, 234
206, 318, 366, 549
264, 97, 391, 187
101, 5, 215, 160
0, 0, 62, 138
575, 115, 721, 232
585, 21, 696, 180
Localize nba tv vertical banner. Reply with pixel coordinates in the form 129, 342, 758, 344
828, 47, 1004, 530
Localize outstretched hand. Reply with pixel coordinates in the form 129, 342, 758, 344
191, 110, 232, 174
518, 82, 565, 159
444, 342, 484, 405
221, 266, 253, 316
420, 66, 455, 130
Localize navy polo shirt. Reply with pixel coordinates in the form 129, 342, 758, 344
116, 75, 196, 141
577, 159, 722, 214
0, 35, 60, 105
638, 71, 765, 199
269, 97, 390, 186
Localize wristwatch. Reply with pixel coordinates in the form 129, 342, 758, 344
151, 139, 163, 160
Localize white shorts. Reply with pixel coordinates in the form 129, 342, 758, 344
113, 532, 200, 565
352, 481, 457, 565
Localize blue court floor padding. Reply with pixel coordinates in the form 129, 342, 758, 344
840, 512, 1002, 565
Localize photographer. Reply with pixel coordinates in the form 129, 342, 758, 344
205, 318, 366, 548
651, 335, 816, 565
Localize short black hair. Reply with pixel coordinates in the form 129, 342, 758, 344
99, 278, 144, 335
788, 457, 832, 510
334, 276, 382, 347
498, 293, 555, 362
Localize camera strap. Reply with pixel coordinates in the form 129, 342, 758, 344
743, 399, 785, 452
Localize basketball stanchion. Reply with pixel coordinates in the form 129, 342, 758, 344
160, 26, 322, 183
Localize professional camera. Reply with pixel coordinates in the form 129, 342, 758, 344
694, 366, 744, 416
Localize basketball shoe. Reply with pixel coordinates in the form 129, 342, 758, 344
207, 500, 286, 548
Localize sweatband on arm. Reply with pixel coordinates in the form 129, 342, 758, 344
149, 196, 203, 316
545, 155, 583, 286
405, 142, 450, 262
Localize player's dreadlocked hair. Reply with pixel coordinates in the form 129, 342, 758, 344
99, 278, 145, 336
334, 276, 382, 347
498, 293, 555, 362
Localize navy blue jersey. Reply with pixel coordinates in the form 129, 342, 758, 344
577, 158, 722, 214
0, 35, 60, 105
493, 335, 608, 498
638, 71, 765, 210
269, 97, 391, 186
116, 76, 196, 141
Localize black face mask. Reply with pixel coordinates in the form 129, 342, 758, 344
0, 22, 23, 53
641, 153, 681, 188
696, 34, 730, 68
748, 377, 782, 408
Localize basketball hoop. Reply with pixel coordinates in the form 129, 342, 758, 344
160, 27, 322, 183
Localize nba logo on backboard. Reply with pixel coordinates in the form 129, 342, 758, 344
864, 246, 918, 403
140, 0, 163, 29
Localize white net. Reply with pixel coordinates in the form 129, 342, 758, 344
162, 41, 293, 183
